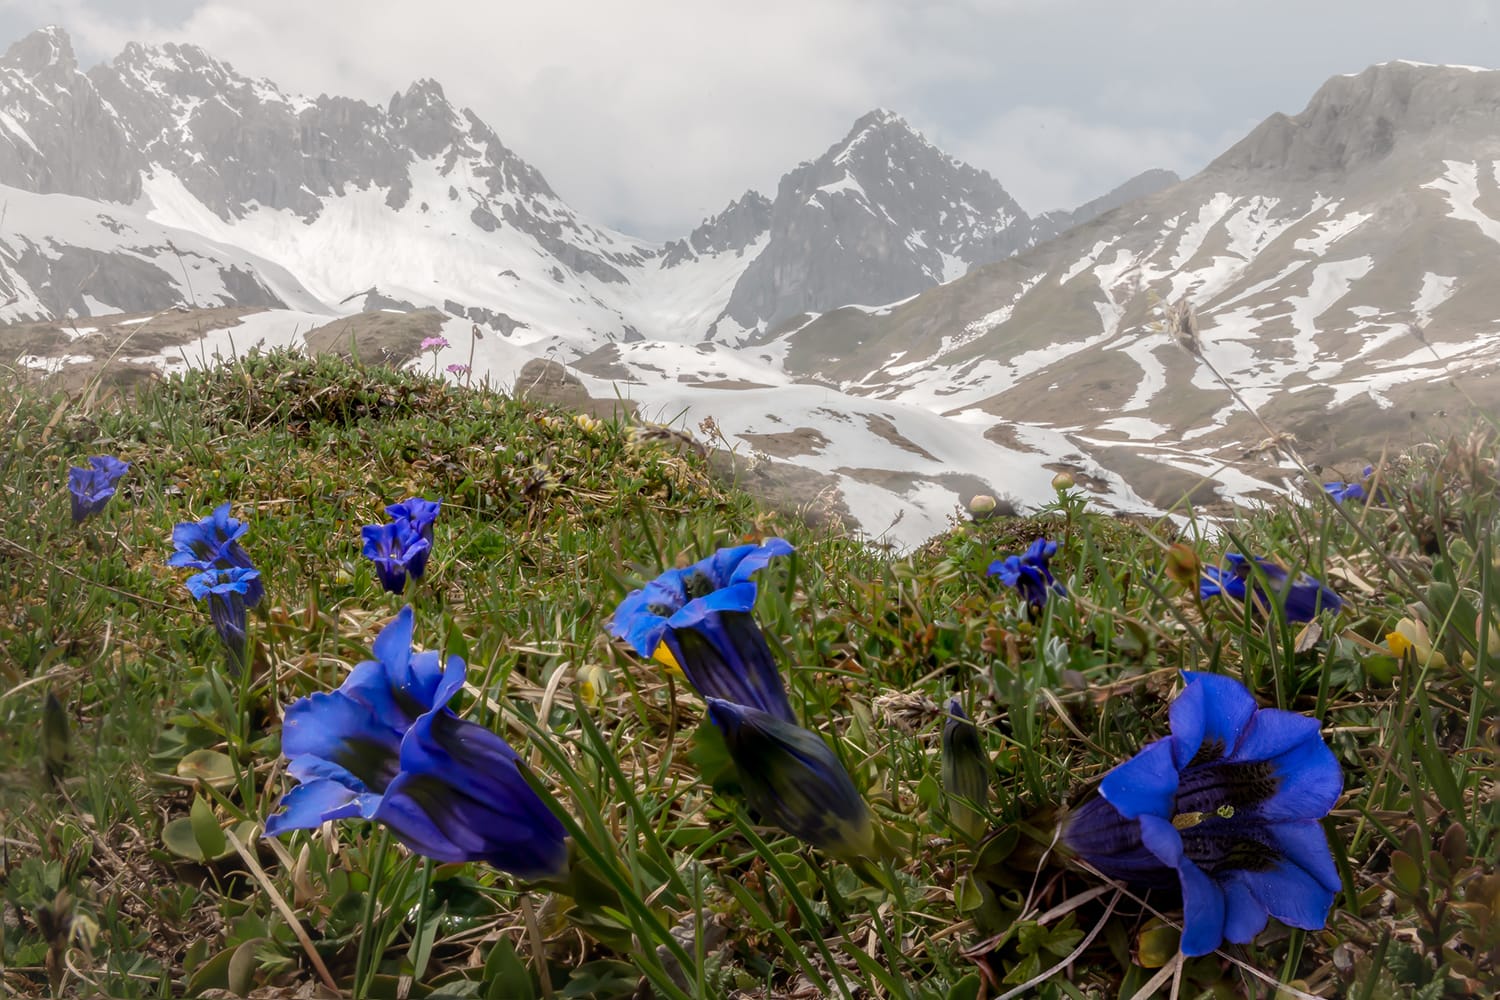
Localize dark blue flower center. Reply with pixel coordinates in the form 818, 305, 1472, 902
336, 736, 403, 792
683, 570, 718, 600
646, 602, 675, 617
1187, 738, 1225, 768
1175, 760, 1279, 816
1179, 818, 1281, 875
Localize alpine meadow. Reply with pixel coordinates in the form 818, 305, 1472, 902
1, 17, 1499, 1000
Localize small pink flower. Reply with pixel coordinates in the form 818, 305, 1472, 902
420, 336, 450, 352
446, 363, 470, 376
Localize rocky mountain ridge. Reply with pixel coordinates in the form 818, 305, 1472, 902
0, 26, 1159, 344
7, 29, 1490, 546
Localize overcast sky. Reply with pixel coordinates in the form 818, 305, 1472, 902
3, 1, 1498, 239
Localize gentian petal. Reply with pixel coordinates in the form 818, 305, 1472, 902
662, 586, 794, 721
1221, 877, 1270, 944
610, 580, 685, 655
1228, 849, 1338, 932
386, 497, 441, 540
1170, 672, 1258, 770
1177, 857, 1228, 957
1063, 797, 1179, 886
263, 778, 367, 835
725, 537, 794, 584
385, 711, 569, 879
1099, 738, 1178, 819
371, 605, 416, 681
1228, 709, 1342, 820
1265, 819, 1342, 896
1199, 565, 1246, 601
611, 541, 791, 656
281, 691, 403, 792
1281, 575, 1343, 621
1023, 538, 1057, 564
1138, 812, 1184, 866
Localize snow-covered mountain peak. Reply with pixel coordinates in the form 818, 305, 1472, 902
833, 107, 928, 161
716, 106, 1034, 335
2, 25, 75, 76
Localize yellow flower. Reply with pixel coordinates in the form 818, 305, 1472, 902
1386, 617, 1448, 669
577, 663, 610, 708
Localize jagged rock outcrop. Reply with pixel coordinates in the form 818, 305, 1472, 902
720, 109, 1037, 334
662, 191, 772, 265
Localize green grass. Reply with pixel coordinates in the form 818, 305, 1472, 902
0, 348, 1495, 998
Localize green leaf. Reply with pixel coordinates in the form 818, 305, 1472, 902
1390, 850, 1423, 896
946, 973, 982, 1000
189, 794, 226, 861
954, 874, 985, 913
176, 748, 237, 789
483, 938, 535, 1000
227, 937, 269, 996
1136, 920, 1179, 968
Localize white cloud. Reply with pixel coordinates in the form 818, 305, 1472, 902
944, 106, 1248, 213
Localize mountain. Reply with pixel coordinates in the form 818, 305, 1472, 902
714, 109, 1038, 338
777, 60, 1500, 507
5, 25, 1310, 546
0, 29, 1111, 345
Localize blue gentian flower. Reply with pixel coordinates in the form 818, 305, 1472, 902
186, 566, 260, 674
265, 606, 569, 881
1063, 672, 1342, 957
386, 497, 441, 578
1200, 554, 1342, 622
169, 502, 265, 609
1322, 480, 1366, 504
67, 455, 129, 524
1325, 465, 1384, 505
988, 537, 1066, 614
362, 521, 432, 594
706, 698, 875, 860
610, 539, 795, 721
1197, 565, 1247, 602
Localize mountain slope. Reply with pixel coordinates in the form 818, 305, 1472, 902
780, 61, 1500, 507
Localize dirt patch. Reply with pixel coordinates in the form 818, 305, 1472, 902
1091, 446, 1241, 510
1043, 462, 1113, 493
738, 426, 831, 459
302, 308, 446, 363
862, 413, 938, 460
983, 421, 1044, 454
3, 306, 269, 392
2, 305, 266, 359
571, 342, 641, 382
514, 358, 639, 420
833, 467, 1017, 514
710, 450, 851, 530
